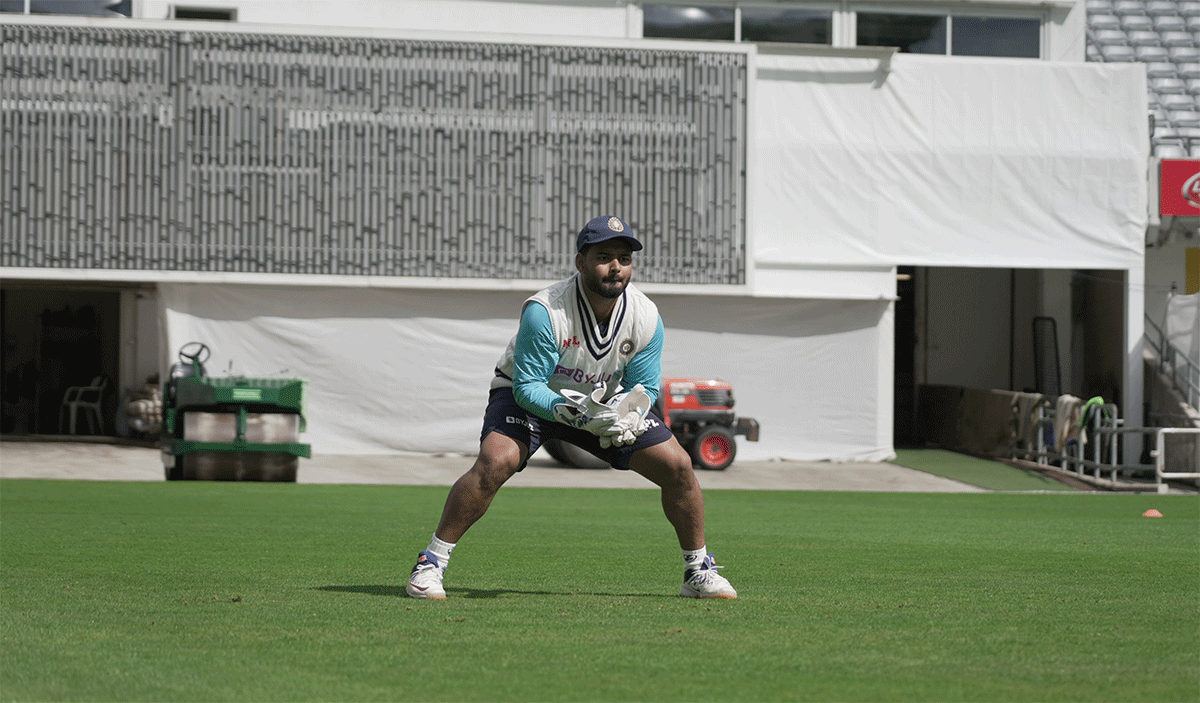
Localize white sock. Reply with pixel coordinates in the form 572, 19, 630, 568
682, 546, 708, 570
427, 534, 455, 570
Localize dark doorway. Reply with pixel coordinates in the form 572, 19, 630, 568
893, 265, 917, 447
1, 287, 120, 435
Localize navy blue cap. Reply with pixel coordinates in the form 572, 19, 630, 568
576, 216, 643, 253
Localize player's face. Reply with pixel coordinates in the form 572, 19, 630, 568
577, 241, 633, 299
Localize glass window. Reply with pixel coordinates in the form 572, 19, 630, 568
952, 16, 1040, 58
857, 12, 947, 54
741, 7, 833, 45
171, 5, 236, 20
643, 4, 735, 41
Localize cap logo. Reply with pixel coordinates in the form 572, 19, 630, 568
607, 217, 624, 232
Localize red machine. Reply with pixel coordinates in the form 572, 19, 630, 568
544, 377, 759, 471
657, 378, 760, 470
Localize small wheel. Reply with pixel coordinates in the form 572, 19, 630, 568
690, 426, 737, 471
178, 342, 211, 365
245, 454, 299, 482
164, 455, 183, 481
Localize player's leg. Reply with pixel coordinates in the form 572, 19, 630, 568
435, 431, 528, 543
407, 432, 526, 600
627, 435, 705, 549
408, 388, 534, 600
628, 436, 738, 599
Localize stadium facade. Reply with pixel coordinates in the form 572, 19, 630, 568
0, 0, 1161, 462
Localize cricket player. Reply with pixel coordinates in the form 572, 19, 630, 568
406, 215, 737, 600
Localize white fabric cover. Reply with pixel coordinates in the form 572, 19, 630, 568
1165, 292, 1200, 366
753, 53, 1148, 271
160, 284, 893, 462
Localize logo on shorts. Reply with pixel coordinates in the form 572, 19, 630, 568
506, 415, 533, 430
619, 339, 634, 356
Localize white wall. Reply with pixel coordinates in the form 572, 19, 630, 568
140, 0, 632, 37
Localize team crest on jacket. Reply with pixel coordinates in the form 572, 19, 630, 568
619, 339, 634, 356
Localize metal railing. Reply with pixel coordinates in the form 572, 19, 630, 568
1145, 313, 1200, 409
1013, 400, 1199, 492
1152, 428, 1200, 492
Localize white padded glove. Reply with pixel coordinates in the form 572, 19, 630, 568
598, 384, 652, 448
552, 383, 621, 436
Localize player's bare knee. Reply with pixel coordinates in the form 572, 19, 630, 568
634, 444, 697, 492
469, 450, 522, 493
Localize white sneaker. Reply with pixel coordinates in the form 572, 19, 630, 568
680, 554, 737, 599
406, 551, 446, 600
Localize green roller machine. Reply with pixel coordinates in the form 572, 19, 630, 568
161, 342, 311, 482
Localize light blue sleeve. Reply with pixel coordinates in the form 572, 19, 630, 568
511, 302, 565, 421
618, 316, 663, 405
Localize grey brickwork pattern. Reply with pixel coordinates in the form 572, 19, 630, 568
1, 24, 748, 283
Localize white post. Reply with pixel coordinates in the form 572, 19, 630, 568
1126, 266, 1146, 465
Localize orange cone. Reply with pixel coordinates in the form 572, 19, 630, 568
1142, 509, 1163, 518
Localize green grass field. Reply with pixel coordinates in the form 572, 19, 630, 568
891, 449, 1081, 492
2, 478, 1197, 702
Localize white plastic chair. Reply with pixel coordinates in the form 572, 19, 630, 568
1091, 27, 1128, 45
1161, 30, 1195, 46
1162, 92, 1197, 110
1127, 29, 1164, 46
1102, 44, 1137, 61
1153, 14, 1187, 31
1113, 0, 1148, 14
1119, 14, 1154, 31
1146, 1, 1182, 16
1151, 76, 1188, 93
1169, 46, 1200, 62
1153, 140, 1188, 157
1169, 109, 1200, 128
1138, 45, 1172, 62
59, 376, 107, 435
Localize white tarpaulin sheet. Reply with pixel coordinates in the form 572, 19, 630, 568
160, 284, 893, 462
753, 53, 1148, 271
1165, 292, 1200, 366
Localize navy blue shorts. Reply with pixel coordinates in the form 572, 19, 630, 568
481, 386, 674, 470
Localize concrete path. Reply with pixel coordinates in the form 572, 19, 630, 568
0, 440, 985, 492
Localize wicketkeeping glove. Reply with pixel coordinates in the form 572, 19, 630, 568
598, 384, 652, 448
552, 383, 621, 436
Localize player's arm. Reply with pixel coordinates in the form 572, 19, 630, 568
510, 302, 565, 421
618, 315, 664, 406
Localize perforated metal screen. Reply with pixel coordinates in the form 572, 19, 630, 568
1, 24, 748, 283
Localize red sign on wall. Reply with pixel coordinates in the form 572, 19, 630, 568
1161, 159, 1200, 216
